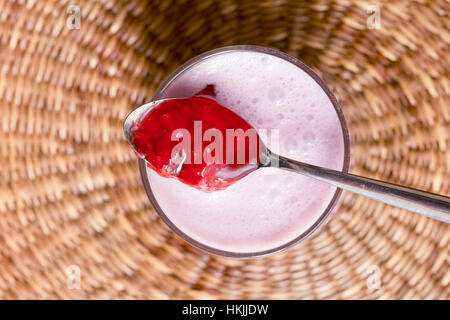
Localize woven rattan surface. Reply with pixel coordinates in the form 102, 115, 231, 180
0, 0, 449, 299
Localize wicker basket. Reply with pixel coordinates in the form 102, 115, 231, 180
0, 0, 448, 299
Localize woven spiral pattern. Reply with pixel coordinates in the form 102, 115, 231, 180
0, 0, 448, 299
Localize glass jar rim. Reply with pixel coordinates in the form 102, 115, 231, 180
138, 45, 351, 258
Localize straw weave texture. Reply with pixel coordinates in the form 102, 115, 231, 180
0, 0, 448, 299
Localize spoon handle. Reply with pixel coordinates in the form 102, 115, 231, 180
271, 154, 450, 223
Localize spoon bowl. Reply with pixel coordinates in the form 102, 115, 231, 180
124, 98, 181, 157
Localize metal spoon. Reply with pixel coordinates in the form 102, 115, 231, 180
124, 100, 450, 223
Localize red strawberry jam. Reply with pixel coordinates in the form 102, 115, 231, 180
130, 85, 262, 191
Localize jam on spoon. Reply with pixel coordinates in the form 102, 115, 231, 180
130, 85, 263, 191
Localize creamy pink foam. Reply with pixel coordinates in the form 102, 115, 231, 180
146, 50, 345, 253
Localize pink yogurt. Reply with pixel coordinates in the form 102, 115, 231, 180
144, 49, 346, 255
